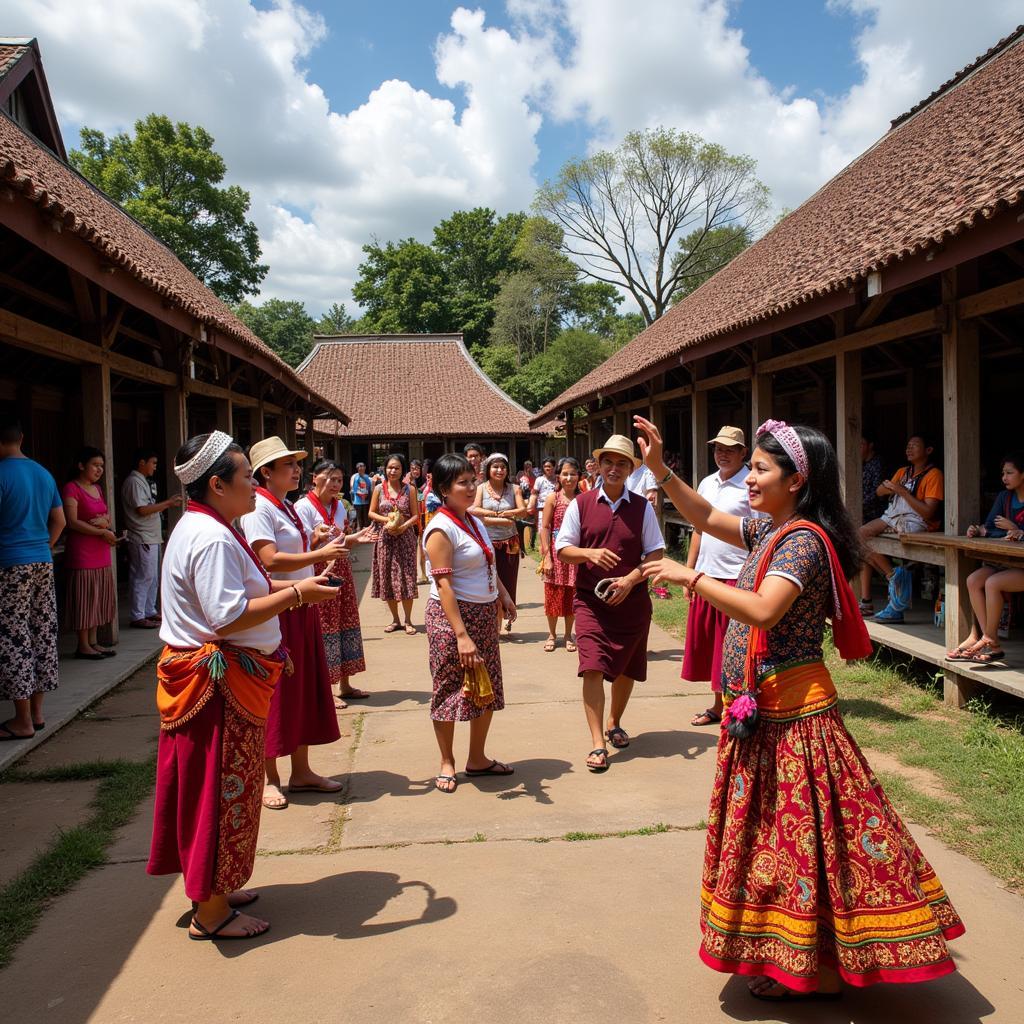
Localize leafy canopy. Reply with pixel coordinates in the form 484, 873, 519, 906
70, 114, 267, 304
234, 299, 361, 366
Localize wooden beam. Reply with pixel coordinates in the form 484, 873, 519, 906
652, 383, 693, 404
750, 339, 772, 437
758, 307, 943, 375
162, 384, 186, 531
0, 306, 177, 385
101, 299, 126, 349
0, 269, 76, 316
694, 366, 753, 392
854, 292, 894, 329
835, 349, 862, 528
957, 277, 1024, 320
691, 388, 708, 484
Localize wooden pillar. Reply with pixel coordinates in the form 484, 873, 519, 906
691, 388, 708, 484
82, 363, 118, 642
941, 267, 981, 708
303, 404, 316, 461
213, 398, 232, 435
282, 411, 296, 447
565, 411, 575, 462
836, 350, 863, 528
162, 384, 186, 530
612, 408, 627, 436
750, 338, 772, 436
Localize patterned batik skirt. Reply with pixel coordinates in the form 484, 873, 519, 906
0, 562, 59, 701
371, 528, 418, 602
700, 661, 964, 991
315, 556, 365, 683
426, 596, 504, 721
544, 582, 574, 617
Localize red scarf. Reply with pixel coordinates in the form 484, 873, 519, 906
305, 488, 339, 529
186, 500, 272, 591
438, 506, 493, 567
255, 486, 308, 551
745, 519, 871, 686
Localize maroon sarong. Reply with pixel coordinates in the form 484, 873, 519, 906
265, 603, 340, 759
681, 580, 737, 691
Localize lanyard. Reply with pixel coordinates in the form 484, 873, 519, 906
186, 500, 272, 591
438, 507, 494, 568
305, 489, 339, 529
255, 487, 308, 551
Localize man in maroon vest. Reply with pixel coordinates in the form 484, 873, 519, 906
555, 434, 665, 772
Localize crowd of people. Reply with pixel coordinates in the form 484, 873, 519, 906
0, 412, 994, 1000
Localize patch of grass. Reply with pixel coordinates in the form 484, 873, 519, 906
617, 822, 669, 837
564, 823, 674, 842
651, 582, 689, 641
0, 758, 155, 970
471, 832, 486, 843
830, 647, 1024, 890
564, 830, 602, 842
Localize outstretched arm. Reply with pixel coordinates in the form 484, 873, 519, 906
633, 415, 744, 548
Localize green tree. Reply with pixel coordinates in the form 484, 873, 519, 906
235, 298, 315, 367
70, 114, 267, 303
535, 127, 769, 325
315, 302, 357, 334
351, 239, 449, 334
501, 329, 615, 410
670, 224, 751, 304
432, 208, 526, 351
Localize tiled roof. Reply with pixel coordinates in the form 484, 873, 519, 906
0, 110, 346, 421
0, 40, 30, 80
530, 27, 1024, 424
299, 334, 543, 438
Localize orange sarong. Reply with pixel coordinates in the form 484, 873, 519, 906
156, 642, 281, 730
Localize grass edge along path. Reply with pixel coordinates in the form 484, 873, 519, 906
0, 758, 156, 971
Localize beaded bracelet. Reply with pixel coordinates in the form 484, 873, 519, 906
657, 468, 674, 487
431, 567, 454, 577
291, 584, 303, 607
685, 571, 705, 598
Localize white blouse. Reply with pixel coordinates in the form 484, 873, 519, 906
241, 494, 312, 582
423, 512, 497, 604
159, 511, 281, 654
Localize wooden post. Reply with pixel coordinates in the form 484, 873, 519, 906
565, 412, 575, 461
304, 404, 316, 461
750, 338, 772, 435
162, 384, 186, 531
835, 350, 863, 528
941, 267, 981, 708
81, 363, 118, 642
213, 398, 232, 435
613, 408, 627, 436
691, 388, 708, 484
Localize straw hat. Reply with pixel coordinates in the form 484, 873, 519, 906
592, 434, 641, 469
249, 436, 307, 474
707, 426, 746, 448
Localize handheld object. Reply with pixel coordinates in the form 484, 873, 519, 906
594, 577, 617, 602
324, 576, 346, 588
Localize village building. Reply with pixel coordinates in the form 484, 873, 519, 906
298, 333, 550, 470
0, 37, 348, 632
530, 26, 1024, 707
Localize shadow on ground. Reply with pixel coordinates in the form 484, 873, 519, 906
609, 729, 717, 763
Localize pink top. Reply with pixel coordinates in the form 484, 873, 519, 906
62, 480, 112, 570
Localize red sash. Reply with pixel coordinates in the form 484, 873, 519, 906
185, 500, 271, 591
255, 486, 308, 551
438, 507, 494, 568
305, 488, 339, 529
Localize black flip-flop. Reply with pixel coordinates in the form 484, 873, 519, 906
339, 690, 371, 700
0, 721, 34, 742
750, 984, 841, 1003
464, 760, 514, 777
188, 909, 268, 942
33, 722, 45, 732
691, 709, 721, 727
605, 726, 630, 749
586, 748, 609, 773
435, 774, 458, 793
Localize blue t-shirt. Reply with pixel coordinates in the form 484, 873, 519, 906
0, 457, 62, 568
351, 473, 373, 505
982, 491, 1024, 538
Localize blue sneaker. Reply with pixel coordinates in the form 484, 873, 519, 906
873, 603, 905, 624
887, 566, 913, 612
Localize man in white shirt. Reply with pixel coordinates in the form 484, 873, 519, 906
682, 426, 752, 725
121, 448, 181, 628
556, 435, 665, 773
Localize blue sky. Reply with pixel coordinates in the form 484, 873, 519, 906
15, 0, 1022, 313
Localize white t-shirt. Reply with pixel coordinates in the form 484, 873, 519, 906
294, 494, 345, 535
240, 494, 312, 582
694, 469, 755, 579
423, 512, 498, 604
159, 511, 281, 654
533, 475, 559, 506
626, 465, 658, 497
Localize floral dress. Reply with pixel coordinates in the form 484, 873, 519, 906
371, 484, 418, 601
543, 492, 576, 617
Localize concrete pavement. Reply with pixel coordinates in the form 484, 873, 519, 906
3, 545, 1020, 1023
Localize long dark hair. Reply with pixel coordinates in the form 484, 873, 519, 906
175, 434, 244, 502
756, 426, 862, 579
432, 453, 473, 500
70, 445, 105, 481
556, 456, 583, 496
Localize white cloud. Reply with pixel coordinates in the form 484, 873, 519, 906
8, 0, 1023, 314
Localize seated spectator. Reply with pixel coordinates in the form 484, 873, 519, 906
947, 453, 1024, 665
858, 435, 943, 624
63, 447, 119, 659
861, 434, 885, 522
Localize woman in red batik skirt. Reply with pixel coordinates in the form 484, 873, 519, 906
540, 457, 581, 653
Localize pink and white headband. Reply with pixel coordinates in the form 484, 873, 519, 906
756, 419, 808, 478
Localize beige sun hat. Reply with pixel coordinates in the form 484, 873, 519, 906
707, 425, 747, 448
592, 434, 641, 469
249, 436, 308, 474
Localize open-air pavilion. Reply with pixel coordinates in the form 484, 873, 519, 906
531, 26, 1024, 708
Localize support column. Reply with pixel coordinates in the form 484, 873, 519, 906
835, 350, 863, 528
303, 404, 317, 461
613, 407, 627, 436
213, 398, 232, 435
691, 388, 708, 484
162, 385, 186, 530
941, 267, 981, 708
82, 363, 118, 642
750, 338, 772, 436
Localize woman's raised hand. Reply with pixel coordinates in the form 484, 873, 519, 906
633, 415, 667, 476
318, 539, 346, 562
311, 523, 331, 547
640, 558, 691, 587
345, 526, 375, 546
296, 574, 341, 605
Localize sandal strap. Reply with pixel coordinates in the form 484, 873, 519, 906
192, 908, 240, 937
